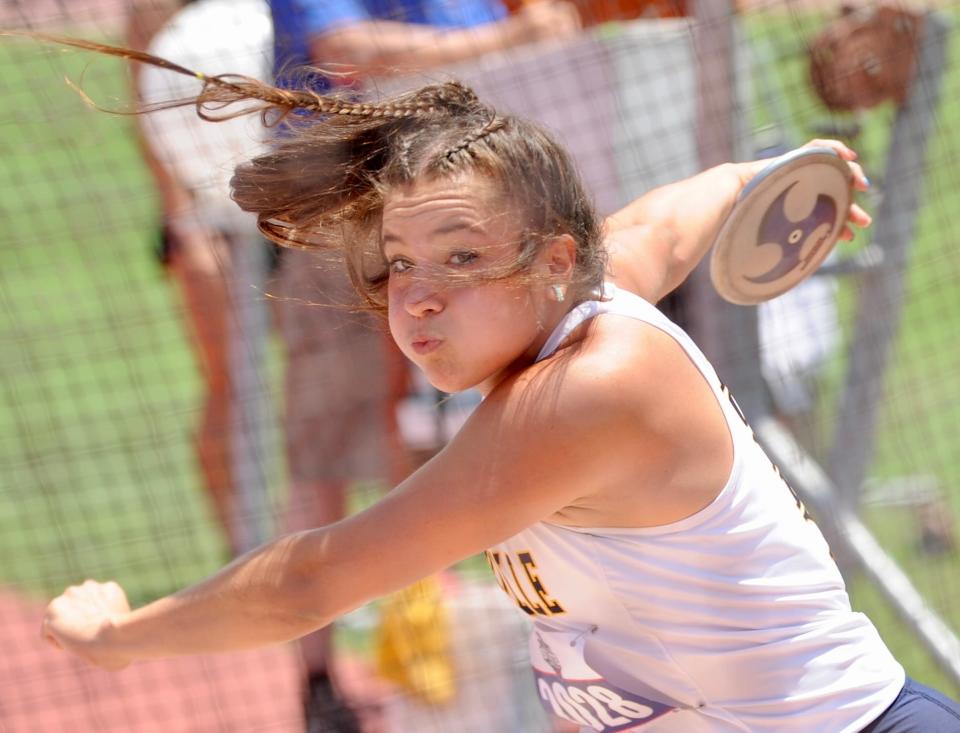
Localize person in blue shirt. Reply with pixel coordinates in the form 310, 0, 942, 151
270, 0, 580, 89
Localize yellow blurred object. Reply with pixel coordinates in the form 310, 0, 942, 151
375, 576, 456, 705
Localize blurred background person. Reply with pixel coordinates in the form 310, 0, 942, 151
268, 1, 580, 730
127, 0, 274, 558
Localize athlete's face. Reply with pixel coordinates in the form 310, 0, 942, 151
383, 175, 563, 395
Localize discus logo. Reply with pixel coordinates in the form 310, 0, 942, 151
535, 671, 675, 731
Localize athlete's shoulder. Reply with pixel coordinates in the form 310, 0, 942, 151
491, 291, 694, 420
577, 309, 695, 397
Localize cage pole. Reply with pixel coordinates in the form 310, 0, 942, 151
687, 0, 768, 419
828, 13, 950, 509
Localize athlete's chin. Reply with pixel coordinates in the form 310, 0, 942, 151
423, 371, 478, 394
417, 362, 483, 394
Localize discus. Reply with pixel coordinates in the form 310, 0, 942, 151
709, 147, 854, 306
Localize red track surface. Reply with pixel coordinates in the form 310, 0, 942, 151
0, 590, 304, 733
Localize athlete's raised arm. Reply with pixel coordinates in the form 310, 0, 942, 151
603, 139, 871, 304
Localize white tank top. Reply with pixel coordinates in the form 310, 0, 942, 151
487, 284, 903, 733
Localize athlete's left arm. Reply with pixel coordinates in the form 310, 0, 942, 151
40, 357, 651, 670
603, 139, 870, 304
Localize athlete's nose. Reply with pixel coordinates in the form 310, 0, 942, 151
404, 280, 444, 318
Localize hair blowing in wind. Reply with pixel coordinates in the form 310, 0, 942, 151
4, 30, 606, 312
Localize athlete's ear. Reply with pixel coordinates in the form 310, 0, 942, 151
540, 233, 577, 281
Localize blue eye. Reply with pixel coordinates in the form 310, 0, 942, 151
449, 251, 478, 266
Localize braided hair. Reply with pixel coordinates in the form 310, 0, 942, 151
7, 31, 606, 313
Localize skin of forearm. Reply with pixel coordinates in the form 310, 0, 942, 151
605, 162, 746, 300
104, 531, 335, 660
310, 20, 516, 76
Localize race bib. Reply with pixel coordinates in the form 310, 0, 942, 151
531, 628, 677, 731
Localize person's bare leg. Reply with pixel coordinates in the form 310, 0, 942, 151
170, 229, 239, 555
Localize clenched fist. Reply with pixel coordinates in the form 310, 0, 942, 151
43, 579, 133, 670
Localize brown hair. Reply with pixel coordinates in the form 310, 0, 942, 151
7, 32, 606, 313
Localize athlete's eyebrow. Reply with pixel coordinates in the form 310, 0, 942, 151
431, 220, 489, 237
381, 220, 489, 247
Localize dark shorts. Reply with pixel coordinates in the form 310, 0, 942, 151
861, 678, 960, 733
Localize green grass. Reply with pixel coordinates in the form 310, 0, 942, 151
2, 16, 960, 698
0, 41, 231, 604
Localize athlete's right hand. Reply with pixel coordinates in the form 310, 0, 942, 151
43, 579, 133, 670
734, 139, 871, 241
